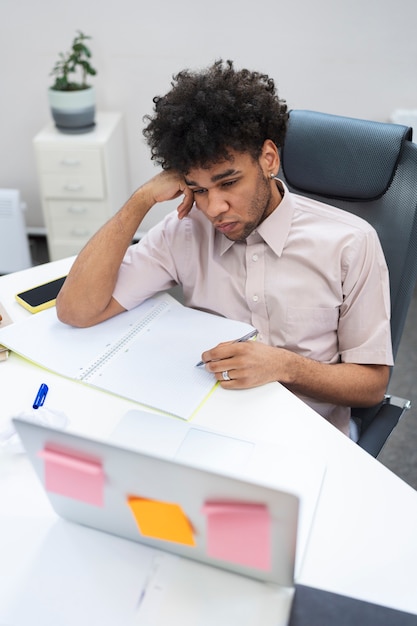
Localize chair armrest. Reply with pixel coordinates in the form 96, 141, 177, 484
356, 395, 411, 457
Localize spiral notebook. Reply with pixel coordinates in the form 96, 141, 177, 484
0, 293, 255, 419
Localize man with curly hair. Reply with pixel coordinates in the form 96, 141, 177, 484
57, 60, 393, 436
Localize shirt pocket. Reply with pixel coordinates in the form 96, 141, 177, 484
284, 307, 339, 361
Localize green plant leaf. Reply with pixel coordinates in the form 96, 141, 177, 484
50, 30, 97, 90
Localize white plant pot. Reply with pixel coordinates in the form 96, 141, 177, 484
48, 86, 96, 133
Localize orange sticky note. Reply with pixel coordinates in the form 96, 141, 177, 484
127, 496, 195, 546
201, 501, 271, 571
38, 448, 104, 507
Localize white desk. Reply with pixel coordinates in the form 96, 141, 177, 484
1, 259, 417, 624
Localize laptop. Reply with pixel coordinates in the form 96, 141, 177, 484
13, 411, 325, 620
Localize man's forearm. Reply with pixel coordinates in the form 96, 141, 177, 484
56, 186, 155, 327
279, 350, 390, 408
56, 170, 194, 328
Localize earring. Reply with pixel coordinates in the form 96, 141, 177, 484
270, 172, 275, 179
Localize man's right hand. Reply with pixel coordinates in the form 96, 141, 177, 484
142, 170, 195, 220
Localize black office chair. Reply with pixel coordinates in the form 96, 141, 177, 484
279, 109, 417, 457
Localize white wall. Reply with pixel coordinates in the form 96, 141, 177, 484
1, 0, 417, 230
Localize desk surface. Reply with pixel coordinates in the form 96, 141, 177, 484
1, 259, 417, 625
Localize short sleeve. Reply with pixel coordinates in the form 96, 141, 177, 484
338, 227, 393, 366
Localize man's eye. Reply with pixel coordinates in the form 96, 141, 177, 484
193, 188, 207, 195
222, 180, 237, 187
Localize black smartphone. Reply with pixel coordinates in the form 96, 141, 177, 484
15, 276, 67, 313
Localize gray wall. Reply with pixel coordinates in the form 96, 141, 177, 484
1, 0, 417, 231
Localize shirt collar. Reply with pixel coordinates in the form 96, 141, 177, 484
216, 180, 295, 257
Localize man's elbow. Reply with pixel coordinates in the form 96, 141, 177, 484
56, 292, 126, 328
357, 365, 391, 407
56, 293, 96, 328
56, 302, 90, 328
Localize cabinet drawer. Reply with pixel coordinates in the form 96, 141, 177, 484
42, 173, 105, 199
37, 148, 102, 175
48, 240, 92, 261
46, 200, 110, 223
48, 219, 104, 241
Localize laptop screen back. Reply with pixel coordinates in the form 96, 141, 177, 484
13, 416, 299, 587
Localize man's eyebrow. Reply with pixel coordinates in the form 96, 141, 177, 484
185, 168, 242, 187
211, 168, 241, 183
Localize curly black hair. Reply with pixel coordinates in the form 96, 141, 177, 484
142, 59, 288, 173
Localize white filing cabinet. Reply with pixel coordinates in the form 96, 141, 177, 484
33, 112, 129, 261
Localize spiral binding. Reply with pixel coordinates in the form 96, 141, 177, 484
77, 300, 170, 382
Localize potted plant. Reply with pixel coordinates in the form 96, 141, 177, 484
48, 31, 97, 133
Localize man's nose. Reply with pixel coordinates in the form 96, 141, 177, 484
205, 191, 229, 218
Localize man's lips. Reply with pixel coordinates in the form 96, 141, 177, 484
215, 221, 238, 234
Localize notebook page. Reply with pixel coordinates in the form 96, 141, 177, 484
86, 302, 254, 418
0, 293, 254, 419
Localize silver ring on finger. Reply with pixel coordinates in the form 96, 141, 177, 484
222, 370, 231, 381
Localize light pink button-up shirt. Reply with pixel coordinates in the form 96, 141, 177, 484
113, 182, 393, 433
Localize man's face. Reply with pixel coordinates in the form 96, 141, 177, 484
184, 148, 281, 242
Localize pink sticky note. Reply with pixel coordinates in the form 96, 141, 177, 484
38, 448, 104, 507
201, 501, 271, 571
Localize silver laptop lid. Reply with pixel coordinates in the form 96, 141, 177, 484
13, 416, 299, 587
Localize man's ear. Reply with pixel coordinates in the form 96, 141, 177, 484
260, 139, 280, 177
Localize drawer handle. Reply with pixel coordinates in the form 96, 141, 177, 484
64, 184, 84, 192
60, 158, 81, 166
67, 205, 88, 214
70, 228, 91, 237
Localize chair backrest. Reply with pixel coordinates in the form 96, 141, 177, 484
279, 109, 417, 360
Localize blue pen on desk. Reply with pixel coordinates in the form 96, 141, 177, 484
195, 329, 259, 367
33, 383, 49, 409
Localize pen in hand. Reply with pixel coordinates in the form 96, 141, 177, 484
195, 329, 259, 367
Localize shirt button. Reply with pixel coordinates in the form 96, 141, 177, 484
252, 295, 259, 302
252, 254, 258, 262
